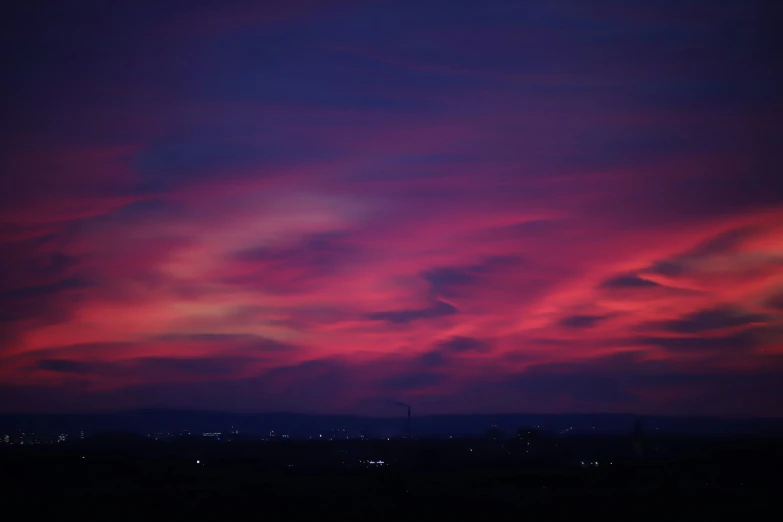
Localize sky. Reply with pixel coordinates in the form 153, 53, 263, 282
1, 0, 782, 417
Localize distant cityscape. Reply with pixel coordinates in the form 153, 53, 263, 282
3, 416, 779, 514
3, 410, 782, 449
0, 417, 686, 479
1, 422, 643, 469
146, 427, 385, 442
0, 419, 738, 447
0, 424, 605, 445
2, 429, 86, 446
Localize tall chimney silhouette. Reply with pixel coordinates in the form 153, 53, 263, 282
390, 401, 411, 438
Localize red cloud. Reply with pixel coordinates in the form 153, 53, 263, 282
1, 0, 781, 416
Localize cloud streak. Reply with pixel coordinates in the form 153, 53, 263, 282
0, 0, 781, 416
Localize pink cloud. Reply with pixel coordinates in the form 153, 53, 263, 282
2, 0, 780, 416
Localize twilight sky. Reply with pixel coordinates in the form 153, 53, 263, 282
1, 0, 782, 416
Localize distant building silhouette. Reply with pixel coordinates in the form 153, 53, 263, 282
632, 418, 645, 457
485, 425, 505, 439
516, 428, 542, 453
485, 425, 506, 449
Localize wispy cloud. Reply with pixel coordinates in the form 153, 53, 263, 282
0, 0, 781, 415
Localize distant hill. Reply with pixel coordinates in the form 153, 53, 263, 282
1, 410, 782, 438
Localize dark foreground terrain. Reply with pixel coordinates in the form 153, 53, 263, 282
2, 433, 781, 518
